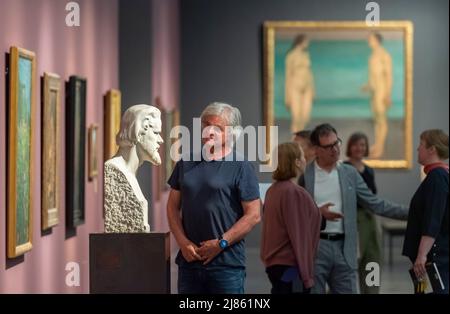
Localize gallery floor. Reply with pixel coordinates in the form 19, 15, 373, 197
170, 234, 412, 294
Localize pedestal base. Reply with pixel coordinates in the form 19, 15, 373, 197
89, 232, 170, 293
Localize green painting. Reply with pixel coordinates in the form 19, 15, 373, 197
274, 39, 405, 120
264, 22, 413, 168
16, 56, 32, 246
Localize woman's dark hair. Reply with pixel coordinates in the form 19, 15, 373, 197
310, 124, 338, 146
346, 132, 370, 158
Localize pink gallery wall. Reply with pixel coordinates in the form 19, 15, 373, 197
0, 0, 118, 293
151, 0, 179, 236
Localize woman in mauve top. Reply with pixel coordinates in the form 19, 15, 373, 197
261, 142, 321, 293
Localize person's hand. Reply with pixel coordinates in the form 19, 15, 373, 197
180, 241, 202, 262
414, 254, 427, 281
197, 239, 223, 265
319, 202, 344, 221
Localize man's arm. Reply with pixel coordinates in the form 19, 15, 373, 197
197, 198, 261, 264
223, 198, 261, 245
166, 188, 201, 262
354, 170, 408, 220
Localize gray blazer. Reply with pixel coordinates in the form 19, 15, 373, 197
301, 161, 409, 269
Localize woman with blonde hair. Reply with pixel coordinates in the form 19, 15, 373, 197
403, 129, 449, 294
261, 142, 322, 293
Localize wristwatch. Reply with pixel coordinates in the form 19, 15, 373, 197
218, 235, 229, 249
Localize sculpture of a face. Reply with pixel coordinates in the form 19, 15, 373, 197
137, 113, 163, 166
116, 104, 164, 166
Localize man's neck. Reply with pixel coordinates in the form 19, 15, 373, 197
207, 145, 233, 161
316, 159, 336, 173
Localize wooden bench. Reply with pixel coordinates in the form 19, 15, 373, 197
381, 220, 407, 267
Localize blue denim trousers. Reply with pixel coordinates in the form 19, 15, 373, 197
178, 266, 246, 294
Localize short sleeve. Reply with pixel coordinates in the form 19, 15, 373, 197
237, 161, 260, 202
167, 160, 182, 190
422, 170, 449, 237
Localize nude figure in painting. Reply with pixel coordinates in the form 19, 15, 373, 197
285, 34, 315, 133
362, 33, 393, 159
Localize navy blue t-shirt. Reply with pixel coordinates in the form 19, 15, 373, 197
167, 151, 260, 269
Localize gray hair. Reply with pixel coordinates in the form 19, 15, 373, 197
116, 104, 161, 147
200, 102, 242, 128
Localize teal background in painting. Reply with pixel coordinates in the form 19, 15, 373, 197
274, 39, 405, 119
16, 56, 31, 246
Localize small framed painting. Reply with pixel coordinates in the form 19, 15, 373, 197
88, 124, 99, 180
41, 72, 61, 230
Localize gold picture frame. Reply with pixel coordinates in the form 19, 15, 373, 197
7, 46, 36, 258
88, 124, 99, 180
103, 89, 121, 161
41, 72, 61, 230
263, 21, 413, 169
164, 108, 180, 188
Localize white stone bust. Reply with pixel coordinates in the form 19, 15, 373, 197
104, 104, 163, 233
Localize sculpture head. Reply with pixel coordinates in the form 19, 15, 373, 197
116, 104, 163, 165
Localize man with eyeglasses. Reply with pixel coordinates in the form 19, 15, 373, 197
298, 123, 408, 294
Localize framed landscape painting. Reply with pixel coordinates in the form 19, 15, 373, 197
7, 46, 36, 258
66, 75, 86, 227
263, 21, 413, 168
41, 72, 61, 230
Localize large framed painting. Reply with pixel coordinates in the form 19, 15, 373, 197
103, 89, 121, 161
88, 124, 99, 180
263, 21, 413, 168
66, 76, 86, 227
41, 72, 61, 230
7, 46, 36, 258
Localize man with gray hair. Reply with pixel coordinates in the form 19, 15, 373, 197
167, 102, 261, 294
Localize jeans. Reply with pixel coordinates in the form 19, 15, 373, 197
178, 266, 246, 294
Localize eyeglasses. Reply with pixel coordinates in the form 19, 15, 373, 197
317, 138, 342, 150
